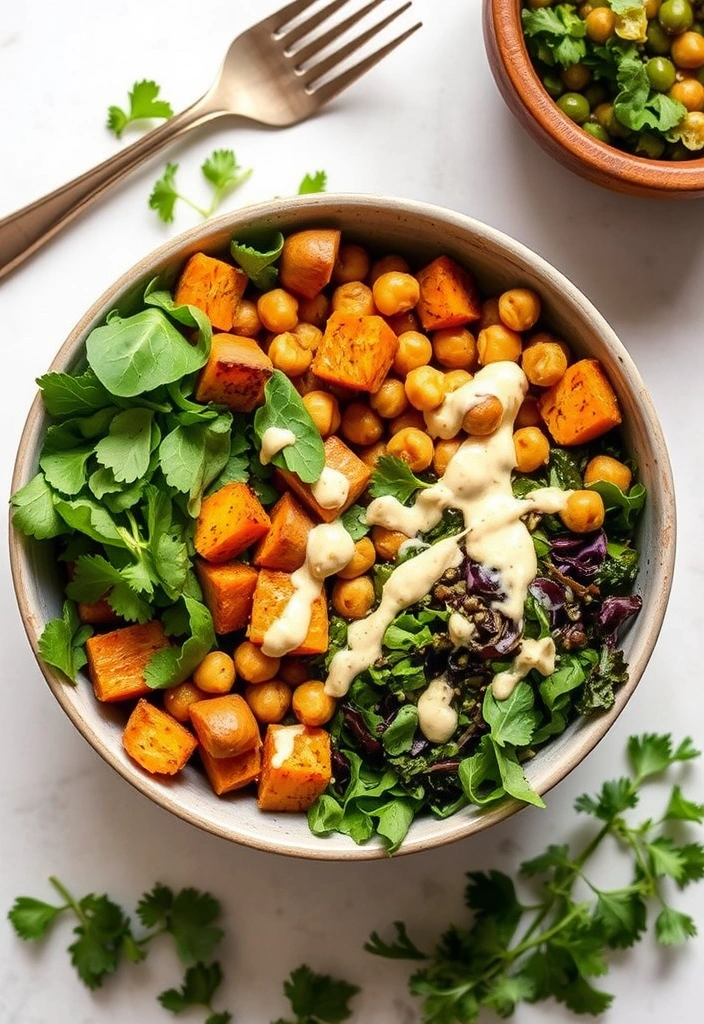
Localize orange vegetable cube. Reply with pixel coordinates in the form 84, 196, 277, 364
253, 492, 314, 572
174, 252, 248, 332
538, 359, 622, 446
248, 570, 329, 656
199, 742, 262, 796
257, 724, 332, 812
194, 482, 271, 563
279, 229, 341, 299
195, 334, 273, 412
189, 694, 260, 759
77, 596, 120, 626
123, 699, 197, 775
275, 435, 371, 523
312, 312, 398, 393
195, 560, 259, 634
415, 254, 482, 331
86, 621, 170, 703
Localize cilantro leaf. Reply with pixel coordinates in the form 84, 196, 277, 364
8, 897, 65, 940
655, 906, 697, 945
107, 80, 173, 138
253, 370, 326, 484
628, 732, 700, 783
37, 369, 112, 417
68, 894, 132, 990
10, 472, 68, 540
145, 596, 215, 690
298, 170, 328, 194
521, 4, 587, 67
364, 921, 428, 960
38, 600, 93, 683
574, 777, 637, 820
369, 454, 430, 504
135, 882, 174, 928
230, 230, 284, 290
158, 961, 224, 1013
149, 162, 181, 223
95, 408, 156, 484
282, 964, 360, 1024
665, 785, 704, 824
200, 149, 252, 214
340, 503, 370, 541
168, 888, 223, 965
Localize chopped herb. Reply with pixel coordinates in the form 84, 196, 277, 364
107, 80, 173, 138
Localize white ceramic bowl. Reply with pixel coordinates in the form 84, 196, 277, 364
9, 194, 676, 859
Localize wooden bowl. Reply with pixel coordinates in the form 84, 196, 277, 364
9, 194, 676, 858
483, 0, 704, 199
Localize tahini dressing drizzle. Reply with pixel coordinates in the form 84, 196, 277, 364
271, 724, 306, 768
259, 426, 297, 465
311, 467, 350, 510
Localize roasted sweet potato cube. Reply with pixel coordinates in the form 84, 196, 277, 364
123, 699, 197, 775
195, 334, 273, 412
415, 254, 482, 331
77, 596, 120, 626
174, 253, 248, 332
195, 560, 259, 634
275, 435, 371, 523
538, 359, 622, 446
312, 312, 398, 393
253, 492, 314, 572
194, 482, 271, 563
86, 621, 170, 702
189, 694, 261, 759
199, 742, 262, 796
248, 570, 329, 656
279, 228, 341, 299
257, 724, 332, 812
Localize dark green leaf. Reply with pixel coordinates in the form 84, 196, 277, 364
593, 890, 647, 949
483, 682, 540, 748
38, 601, 93, 683
369, 454, 429, 504
254, 370, 325, 483
283, 964, 359, 1024
158, 961, 224, 1012
364, 921, 427, 960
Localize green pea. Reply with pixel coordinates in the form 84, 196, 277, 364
634, 132, 666, 158
542, 72, 564, 99
658, 0, 694, 35
557, 91, 591, 123
646, 21, 672, 54
646, 56, 677, 90
584, 83, 608, 108
583, 122, 610, 142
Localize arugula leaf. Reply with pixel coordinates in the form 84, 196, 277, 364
280, 964, 360, 1024
37, 600, 93, 683
107, 80, 173, 138
298, 169, 328, 194
159, 413, 232, 516
230, 230, 284, 290
369, 454, 430, 504
253, 370, 325, 483
482, 681, 540, 748
145, 596, 215, 690
382, 706, 419, 755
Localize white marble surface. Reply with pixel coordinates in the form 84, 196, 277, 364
1, 1, 704, 1021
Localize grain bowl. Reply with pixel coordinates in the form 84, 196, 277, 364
9, 193, 675, 858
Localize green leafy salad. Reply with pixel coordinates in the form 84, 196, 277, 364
10, 226, 646, 852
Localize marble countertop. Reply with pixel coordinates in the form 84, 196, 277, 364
1, 1, 703, 1021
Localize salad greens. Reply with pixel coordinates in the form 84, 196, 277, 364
253, 370, 326, 483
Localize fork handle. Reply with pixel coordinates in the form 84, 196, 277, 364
0, 98, 225, 282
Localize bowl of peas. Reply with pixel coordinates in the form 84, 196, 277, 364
483, 0, 704, 197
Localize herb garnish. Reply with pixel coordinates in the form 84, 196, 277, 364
149, 150, 252, 223
107, 80, 173, 138
369, 454, 430, 503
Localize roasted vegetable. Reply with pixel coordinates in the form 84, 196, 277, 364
198, 741, 262, 796
253, 492, 315, 572
279, 228, 341, 299
194, 482, 271, 563
415, 254, 482, 331
276, 435, 371, 523
312, 312, 398, 393
257, 724, 332, 811
189, 694, 260, 759
122, 698, 197, 775
174, 252, 248, 332
86, 621, 170, 703
539, 358, 622, 445
194, 333, 273, 411
248, 569, 329, 655
195, 559, 259, 634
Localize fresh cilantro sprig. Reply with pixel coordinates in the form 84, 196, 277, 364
298, 170, 328, 194
149, 150, 252, 223
367, 733, 704, 1021
369, 454, 431, 504
107, 80, 174, 138
273, 964, 360, 1024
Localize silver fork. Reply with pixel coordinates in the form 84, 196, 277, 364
0, 0, 420, 282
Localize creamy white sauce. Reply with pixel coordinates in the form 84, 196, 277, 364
259, 426, 297, 465
325, 536, 464, 697
417, 676, 458, 744
262, 520, 355, 657
448, 611, 476, 648
492, 636, 557, 700
270, 723, 306, 768
311, 466, 350, 510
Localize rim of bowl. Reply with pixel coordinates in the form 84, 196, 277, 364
485, 0, 704, 195
8, 193, 677, 859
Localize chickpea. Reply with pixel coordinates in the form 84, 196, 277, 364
358, 440, 388, 470
257, 288, 298, 333
332, 575, 375, 619
385, 310, 420, 336
393, 330, 433, 376
389, 409, 426, 435
245, 680, 292, 724
462, 395, 504, 436
333, 242, 371, 284
515, 396, 543, 429
669, 77, 704, 110
479, 296, 502, 330
560, 490, 605, 533
337, 536, 376, 579
292, 680, 337, 727
341, 402, 385, 447
163, 680, 209, 723
332, 280, 376, 316
302, 390, 341, 437
498, 288, 541, 332
433, 437, 462, 476
561, 64, 591, 91
405, 365, 446, 412
585, 7, 616, 42
293, 369, 323, 397
297, 292, 329, 329
386, 426, 434, 471
371, 525, 407, 561
671, 31, 704, 68
234, 640, 280, 684
292, 322, 323, 351
372, 272, 421, 318
368, 253, 410, 284
370, 378, 408, 419
279, 658, 310, 686
645, 0, 661, 16
521, 340, 569, 387
268, 332, 312, 377
231, 298, 261, 337
513, 427, 550, 473
584, 454, 633, 491
444, 369, 474, 393
431, 327, 478, 369
193, 651, 236, 695
477, 324, 523, 365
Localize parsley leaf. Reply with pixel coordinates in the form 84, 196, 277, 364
298, 170, 328, 194
107, 80, 173, 138
369, 454, 430, 504
278, 964, 360, 1024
